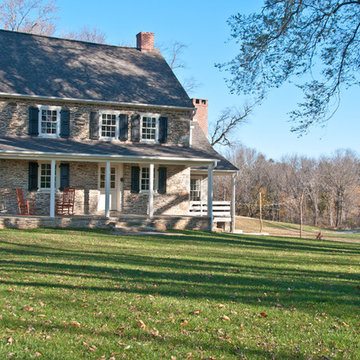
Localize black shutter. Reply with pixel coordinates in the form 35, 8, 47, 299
119, 114, 129, 141
60, 110, 70, 138
89, 112, 99, 140
28, 162, 38, 191
131, 114, 140, 142
59, 163, 70, 190
158, 167, 167, 194
28, 107, 39, 136
158, 117, 168, 144
131, 166, 140, 193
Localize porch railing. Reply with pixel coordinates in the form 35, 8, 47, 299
189, 201, 231, 221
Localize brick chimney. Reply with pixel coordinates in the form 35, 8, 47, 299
136, 32, 155, 52
192, 98, 208, 136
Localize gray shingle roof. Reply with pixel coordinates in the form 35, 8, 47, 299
0, 30, 193, 108
0, 136, 218, 163
191, 122, 238, 171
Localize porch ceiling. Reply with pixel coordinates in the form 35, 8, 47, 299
0, 136, 218, 166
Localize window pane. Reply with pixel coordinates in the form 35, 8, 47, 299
40, 109, 58, 135
190, 178, 201, 201
40, 163, 52, 189
141, 117, 156, 140
101, 114, 117, 138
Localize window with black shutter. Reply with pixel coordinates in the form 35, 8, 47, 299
158, 167, 167, 194
59, 163, 70, 190
28, 107, 39, 136
158, 117, 168, 144
89, 112, 99, 139
131, 166, 140, 193
119, 114, 129, 141
131, 114, 140, 142
60, 110, 70, 138
28, 162, 38, 191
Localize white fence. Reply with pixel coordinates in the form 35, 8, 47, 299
189, 201, 231, 222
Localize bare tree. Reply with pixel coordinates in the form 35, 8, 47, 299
0, 0, 57, 35
209, 105, 252, 147
64, 26, 106, 44
319, 150, 359, 228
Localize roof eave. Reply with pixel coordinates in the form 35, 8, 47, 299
0, 149, 217, 166
0, 92, 195, 112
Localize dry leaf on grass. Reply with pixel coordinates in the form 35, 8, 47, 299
220, 315, 230, 321
260, 312, 268, 318
23, 306, 34, 312
7, 337, 15, 344
69, 321, 81, 327
180, 319, 188, 326
137, 320, 146, 329
189, 310, 201, 315
151, 327, 160, 337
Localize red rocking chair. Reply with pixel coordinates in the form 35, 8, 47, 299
16, 189, 36, 215
55, 187, 76, 215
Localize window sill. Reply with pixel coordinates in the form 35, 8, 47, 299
38, 134, 59, 139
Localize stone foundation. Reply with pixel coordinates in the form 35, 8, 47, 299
0, 215, 210, 231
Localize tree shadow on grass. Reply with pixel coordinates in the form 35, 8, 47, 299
1, 316, 309, 360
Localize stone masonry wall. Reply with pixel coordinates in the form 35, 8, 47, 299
0, 159, 99, 216
122, 164, 190, 216
1, 159, 190, 216
0, 98, 191, 146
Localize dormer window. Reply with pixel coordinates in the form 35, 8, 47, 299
39, 106, 61, 137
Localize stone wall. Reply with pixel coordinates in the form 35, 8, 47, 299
0, 159, 190, 216
0, 98, 191, 146
122, 164, 190, 215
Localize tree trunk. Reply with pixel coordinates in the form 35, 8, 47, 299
299, 190, 305, 239
259, 191, 263, 233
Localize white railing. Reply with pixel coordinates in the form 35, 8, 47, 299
189, 201, 231, 221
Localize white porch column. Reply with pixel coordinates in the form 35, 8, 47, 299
148, 163, 154, 218
207, 163, 214, 231
105, 161, 111, 218
231, 173, 236, 233
50, 159, 56, 218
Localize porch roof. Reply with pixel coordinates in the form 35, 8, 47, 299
0, 136, 218, 166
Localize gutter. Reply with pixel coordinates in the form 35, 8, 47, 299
0, 92, 195, 112
0, 149, 218, 166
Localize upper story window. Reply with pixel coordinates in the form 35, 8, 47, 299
141, 116, 157, 142
100, 112, 118, 139
39, 106, 61, 137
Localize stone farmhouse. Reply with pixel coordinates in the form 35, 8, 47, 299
0, 30, 237, 231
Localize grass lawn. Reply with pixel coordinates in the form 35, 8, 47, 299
0, 229, 359, 359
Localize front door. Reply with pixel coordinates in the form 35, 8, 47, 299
98, 164, 123, 212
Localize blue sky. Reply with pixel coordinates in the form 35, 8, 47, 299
57, 0, 360, 160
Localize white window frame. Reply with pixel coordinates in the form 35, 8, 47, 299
140, 113, 159, 143
98, 165, 117, 190
38, 161, 60, 192
99, 110, 120, 141
190, 176, 202, 201
139, 165, 158, 193
38, 105, 61, 138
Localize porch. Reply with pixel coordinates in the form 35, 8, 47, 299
0, 137, 237, 232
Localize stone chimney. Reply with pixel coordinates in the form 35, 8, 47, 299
136, 32, 155, 52
192, 98, 208, 136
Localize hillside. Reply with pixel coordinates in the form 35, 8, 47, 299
236, 216, 360, 243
